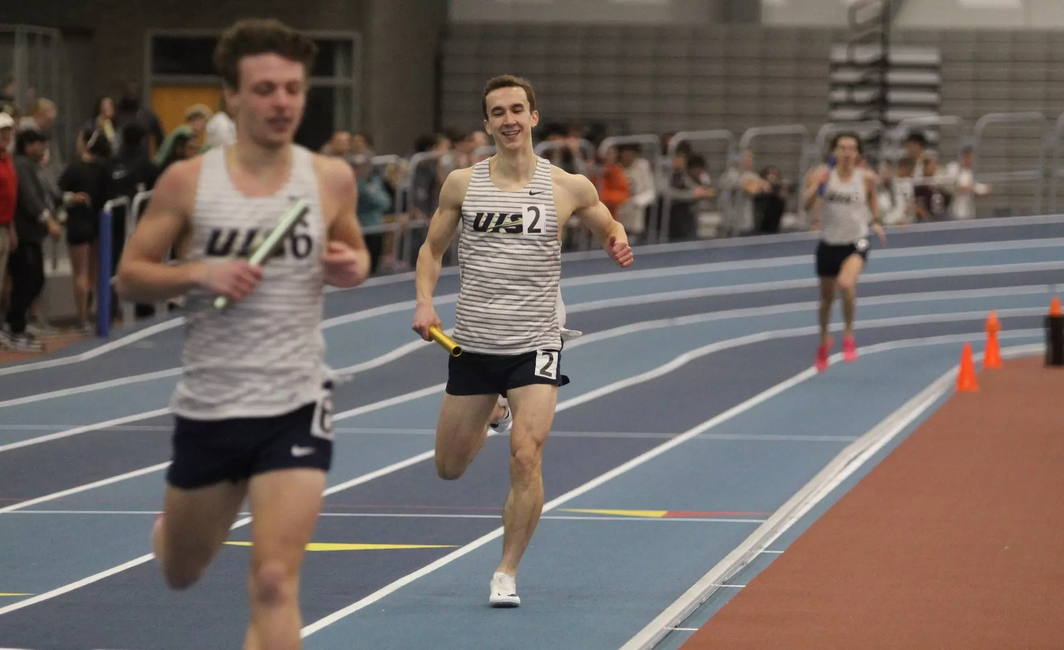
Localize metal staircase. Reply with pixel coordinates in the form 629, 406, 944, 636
829, 0, 941, 151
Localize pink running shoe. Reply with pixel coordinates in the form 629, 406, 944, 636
843, 335, 857, 362
815, 338, 832, 372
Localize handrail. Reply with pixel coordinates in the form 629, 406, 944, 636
1048, 111, 1064, 212
96, 197, 130, 337
971, 111, 1048, 215
738, 124, 813, 231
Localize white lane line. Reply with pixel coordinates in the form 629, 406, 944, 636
298, 333, 1043, 637
0, 409, 172, 455
0, 370, 182, 409
6, 510, 765, 524
559, 212, 1064, 260
618, 341, 1043, 650
4, 213, 1060, 374
0, 463, 171, 515
1, 322, 1039, 619
2, 275, 1055, 417
567, 261, 1064, 314
562, 237, 1064, 287
1, 288, 1049, 455
0, 318, 184, 377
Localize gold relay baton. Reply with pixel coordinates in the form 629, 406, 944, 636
214, 199, 311, 310
428, 325, 462, 357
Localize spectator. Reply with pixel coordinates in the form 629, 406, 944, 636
351, 132, 372, 156
615, 143, 657, 242
351, 151, 392, 274
205, 96, 237, 150
183, 104, 212, 151
154, 126, 196, 171
1, 103, 20, 154
730, 150, 769, 236
321, 131, 352, 157
59, 128, 112, 332
877, 158, 916, 226
18, 98, 63, 179
106, 122, 160, 203
437, 129, 479, 181
914, 154, 951, 221
542, 123, 587, 175
3, 128, 61, 352
113, 83, 165, 155
77, 96, 118, 156
667, 152, 715, 240
17, 97, 56, 134
753, 165, 787, 234
903, 132, 928, 178
944, 146, 991, 220
0, 113, 15, 328
410, 133, 450, 220
592, 145, 630, 220
104, 121, 161, 319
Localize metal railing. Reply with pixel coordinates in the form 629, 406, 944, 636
96, 197, 129, 338
83, 107, 1064, 338
971, 111, 1048, 215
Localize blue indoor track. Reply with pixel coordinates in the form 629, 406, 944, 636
0, 215, 1060, 650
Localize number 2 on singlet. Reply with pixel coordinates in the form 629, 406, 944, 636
522, 205, 544, 235
535, 350, 558, 380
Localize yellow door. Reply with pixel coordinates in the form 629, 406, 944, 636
151, 85, 222, 146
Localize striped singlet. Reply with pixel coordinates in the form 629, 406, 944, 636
453, 156, 562, 355
820, 167, 870, 245
170, 145, 330, 420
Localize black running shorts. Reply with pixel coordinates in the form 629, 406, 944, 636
816, 238, 869, 278
446, 347, 570, 397
166, 390, 334, 490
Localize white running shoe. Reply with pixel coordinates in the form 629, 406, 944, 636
489, 399, 512, 434
489, 571, 520, 607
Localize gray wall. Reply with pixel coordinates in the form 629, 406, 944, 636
2, 0, 446, 154
764, 0, 1064, 29
441, 22, 1064, 215
449, 0, 728, 24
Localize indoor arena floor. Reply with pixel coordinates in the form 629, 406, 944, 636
1, 214, 1062, 649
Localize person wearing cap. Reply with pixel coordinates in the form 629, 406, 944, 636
0, 112, 16, 334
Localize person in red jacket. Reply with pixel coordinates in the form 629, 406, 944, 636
0, 112, 17, 333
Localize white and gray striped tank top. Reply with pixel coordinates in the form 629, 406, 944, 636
820, 168, 870, 245
453, 156, 562, 354
170, 145, 330, 420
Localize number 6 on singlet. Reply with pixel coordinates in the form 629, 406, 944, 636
535, 350, 558, 380
311, 394, 334, 440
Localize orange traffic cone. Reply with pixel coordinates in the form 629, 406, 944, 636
1052, 297, 1062, 317
983, 311, 1002, 369
957, 343, 979, 392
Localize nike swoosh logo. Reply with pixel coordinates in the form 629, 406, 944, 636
529, 191, 543, 196
291, 445, 315, 457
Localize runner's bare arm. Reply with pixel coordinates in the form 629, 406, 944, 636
415, 168, 471, 306
318, 155, 371, 287
557, 170, 633, 267
114, 160, 202, 303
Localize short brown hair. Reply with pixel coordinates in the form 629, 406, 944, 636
214, 18, 318, 89
482, 75, 536, 119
